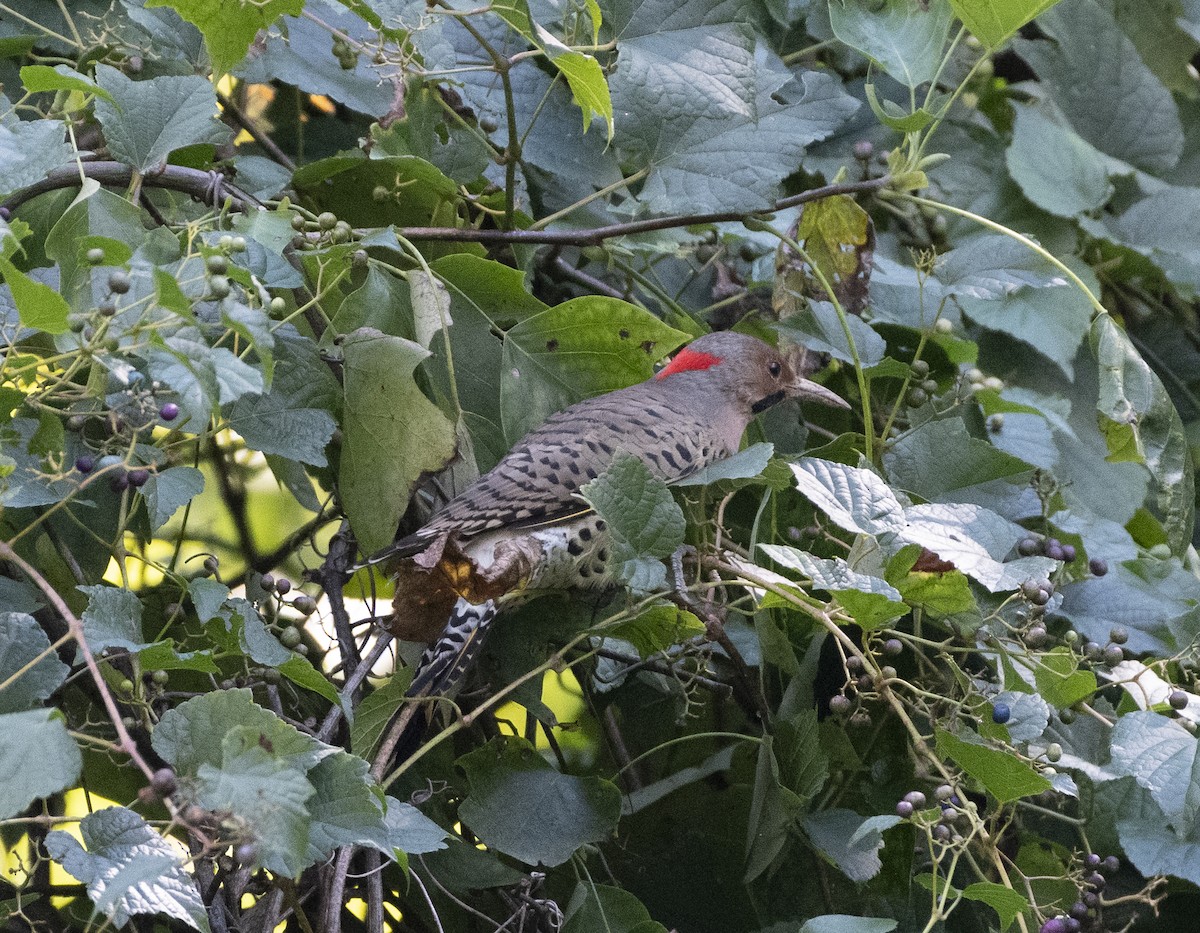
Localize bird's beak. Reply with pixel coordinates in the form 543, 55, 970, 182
793, 378, 851, 409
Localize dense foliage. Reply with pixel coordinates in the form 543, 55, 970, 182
2, 0, 1200, 930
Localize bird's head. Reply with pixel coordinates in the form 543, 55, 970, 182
655, 331, 848, 417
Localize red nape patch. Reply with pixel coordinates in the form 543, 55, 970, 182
655, 347, 724, 380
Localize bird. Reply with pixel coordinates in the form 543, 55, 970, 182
367, 330, 847, 772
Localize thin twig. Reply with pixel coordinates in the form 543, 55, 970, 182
323, 846, 354, 933
2, 161, 262, 214
317, 631, 395, 743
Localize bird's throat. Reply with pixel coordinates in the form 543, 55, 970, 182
751, 389, 786, 414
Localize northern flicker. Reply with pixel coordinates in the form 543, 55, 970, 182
369, 331, 847, 768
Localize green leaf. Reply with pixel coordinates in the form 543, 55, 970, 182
136, 642, 220, 675
0, 119, 73, 200
612, 15, 857, 213
938, 233, 1071, 299
761, 545, 906, 629
227, 330, 339, 467
195, 729, 316, 877
801, 810, 901, 882
673, 443, 775, 487
1032, 648, 1096, 710
278, 655, 341, 704
408, 269, 452, 350
935, 729, 1051, 803
0, 612, 69, 713
884, 418, 1031, 501
339, 328, 457, 554
152, 688, 329, 776
776, 303, 886, 368
79, 584, 146, 653
141, 466, 203, 532
0, 709, 81, 819
92, 65, 229, 172
790, 458, 905, 536
956, 259, 1095, 377
46, 807, 209, 932
606, 605, 706, 658
20, 64, 115, 103
350, 670, 413, 760
800, 916, 899, 933
1091, 315, 1194, 553
828, 0, 955, 89
949, 0, 1059, 49
382, 797, 448, 856
1013, 0, 1182, 173
144, 0, 304, 76
580, 453, 686, 589
304, 752, 392, 862
562, 883, 667, 933
1005, 103, 1112, 218
500, 297, 688, 445
747, 710, 830, 881
0, 255, 69, 334
1110, 710, 1197, 830
457, 737, 622, 867
147, 330, 264, 428
961, 881, 1029, 931
427, 254, 549, 469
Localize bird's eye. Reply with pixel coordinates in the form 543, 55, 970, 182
768, 361, 782, 378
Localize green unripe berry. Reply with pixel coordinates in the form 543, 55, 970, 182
206, 254, 228, 275
279, 626, 302, 649
934, 318, 953, 334
318, 211, 338, 230
270, 296, 286, 314
208, 276, 231, 300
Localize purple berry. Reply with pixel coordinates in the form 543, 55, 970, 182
1069, 902, 1089, 920
1061, 544, 1076, 562
127, 469, 149, 487
159, 402, 180, 421
1084, 853, 1102, 869
1082, 891, 1099, 908
1018, 537, 1041, 556
1089, 558, 1108, 577
896, 800, 914, 818
903, 790, 927, 808
1040, 918, 1067, 933
1102, 855, 1119, 874
992, 702, 1011, 724
1064, 919, 1081, 933
1046, 544, 1066, 562
110, 471, 129, 491
75, 455, 95, 473
1087, 871, 1106, 890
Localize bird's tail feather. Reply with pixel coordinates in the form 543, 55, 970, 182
380, 598, 498, 774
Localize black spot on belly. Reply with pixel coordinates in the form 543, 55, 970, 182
579, 527, 593, 541
597, 547, 608, 562
568, 539, 584, 556
595, 519, 607, 531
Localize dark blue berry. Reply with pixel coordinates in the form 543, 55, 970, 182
1089, 558, 1108, 576
992, 702, 1011, 724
